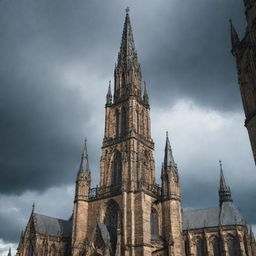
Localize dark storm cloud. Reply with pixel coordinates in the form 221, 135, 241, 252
0, 0, 254, 246
136, 0, 246, 111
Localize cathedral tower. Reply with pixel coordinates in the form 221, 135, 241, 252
78, 9, 184, 256
231, 0, 256, 165
72, 140, 91, 256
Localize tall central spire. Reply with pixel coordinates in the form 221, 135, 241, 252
114, 8, 142, 102
118, 7, 137, 64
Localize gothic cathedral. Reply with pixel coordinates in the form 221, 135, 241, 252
231, 0, 256, 165
16, 8, 256, 256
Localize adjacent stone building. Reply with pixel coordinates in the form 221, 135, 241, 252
16, 8, 256, 256
231, 0, 256, 164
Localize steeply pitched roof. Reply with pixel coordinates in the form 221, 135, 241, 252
33, 213, 72, 237
182, 202, 245, 230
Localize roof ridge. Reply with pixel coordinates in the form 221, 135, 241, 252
183, 206, 219, 213
34, 213, 70, 222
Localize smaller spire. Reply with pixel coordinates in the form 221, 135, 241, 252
219, 160, 233, 206
106, 80, 112, 105
164, 132, 177, 170
79, 139, 90, 173
230, 19, 240, 54
143, 81, 149, 105
7, 248, 11, 256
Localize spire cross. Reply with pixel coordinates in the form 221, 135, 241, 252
166, 131, 169, 138
219, 160, 222, 169
125, 6, 130, 14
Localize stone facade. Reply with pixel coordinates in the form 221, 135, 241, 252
231, 0, 256, 164
16, 7, 256, 256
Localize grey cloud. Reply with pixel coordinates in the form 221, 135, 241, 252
0, 0, 255, 247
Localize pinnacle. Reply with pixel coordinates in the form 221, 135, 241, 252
164, 132, 176, 169
79, 139, 90, 173
106, 80, 112, 105
218, 161, 233, 205
118, 8, 137, 64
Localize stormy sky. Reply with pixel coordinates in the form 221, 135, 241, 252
0, 0, 255, 254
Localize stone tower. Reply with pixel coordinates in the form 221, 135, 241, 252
231, 0, 256, 164
71, 8, 184, 256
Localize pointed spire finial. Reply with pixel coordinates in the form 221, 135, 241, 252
164, 132, 177, 169
106, 80, 112, 105
119, 7, 137, 64
218, 161, 233, 206
79, 139, 90, 173
125, 6, 130, 14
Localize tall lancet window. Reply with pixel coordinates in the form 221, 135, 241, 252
141, 110, 145, 136
227, 234, 238, 256
211, 236, 221, 256
196, 237, 205, 256
121, 107, 127, 136
116, 110, 120, 137
104, 200, 121, 256
50, 244, 56, 256
150, 208, 159, 239
136, 109, 140, 133
112, 152, 122, 185
27, 242, 34, 256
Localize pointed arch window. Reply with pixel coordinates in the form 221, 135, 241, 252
196, 237, 205, 256
136, 109, 140, 134
115, 110, 120, 137
211, 236, 221, 256
104, 200, 121, 256
184, 238, 190, 256
244, 234, 249, 256
227, 234, 238, 256
50, 244, 56, 256
27, 243, 34, 256
141, 110, 145, 136
121, 108, 127, 136
150, 208, 159, 240
41, 241, 48, 256
112, 152, 122, 185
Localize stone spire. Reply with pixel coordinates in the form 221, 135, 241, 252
106, 80, 112, 106
164, 132, 177, 170
7, 248, 11, 256
230, 19, 240, 55
114, 7, 142, 102
77, 139, 91, 181
143, 81, 149, 105
118, 7, 137, 65
218, 160, 233, 206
